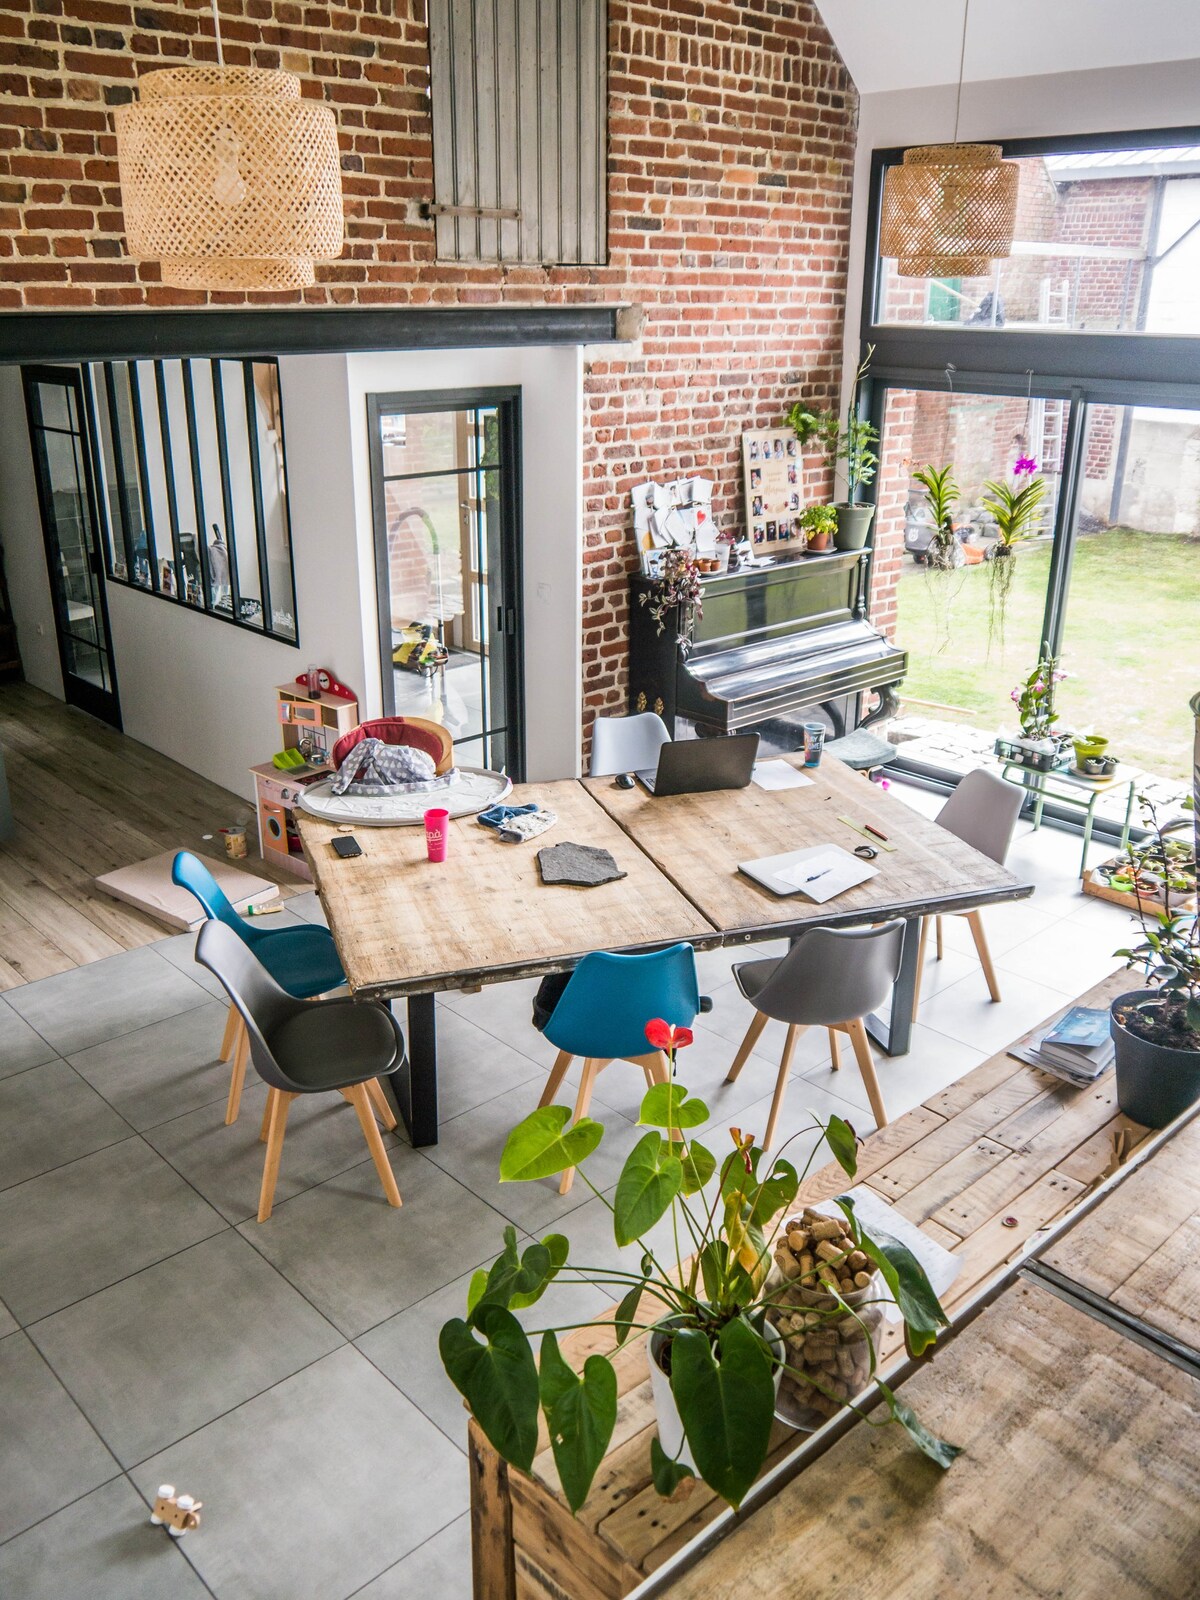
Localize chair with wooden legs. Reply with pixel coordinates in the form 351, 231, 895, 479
534, 944, 702, 1195
195, 920, 405, 1222
911, 768, 1023, 1019
725, 921, 905, 1148
173, 852, 346, 1127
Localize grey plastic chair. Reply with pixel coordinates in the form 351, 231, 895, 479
913, 767, 1024, 1018
590, 712, 671, 777
195, 921, 406, 1221
725, 920, 905, 1146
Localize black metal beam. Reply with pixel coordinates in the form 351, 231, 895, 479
867, 327, 1200, 395
0, 304, 635, 365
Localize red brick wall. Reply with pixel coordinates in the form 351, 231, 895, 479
0, 0, 859, 759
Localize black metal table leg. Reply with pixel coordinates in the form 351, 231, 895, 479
382, 992, 440, 1147
864, 915, 920, 1057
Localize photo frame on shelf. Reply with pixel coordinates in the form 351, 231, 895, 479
742, 428, 802, 552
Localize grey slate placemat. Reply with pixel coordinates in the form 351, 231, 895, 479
537, 841, 627, 887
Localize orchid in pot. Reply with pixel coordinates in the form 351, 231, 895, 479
981, 456, 1047, 656
439, 1021, 960, 1513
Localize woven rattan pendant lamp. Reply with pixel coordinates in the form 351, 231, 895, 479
879, 0, 1018, 279
114, 0, 343, 291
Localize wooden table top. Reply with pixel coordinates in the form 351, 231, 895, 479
296, 779, 716, 999
475, 970, 1152, 1600
585, 754, 1031, 939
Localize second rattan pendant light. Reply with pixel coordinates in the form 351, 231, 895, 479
879, 0, 1018, 279
114, 1, 343, 292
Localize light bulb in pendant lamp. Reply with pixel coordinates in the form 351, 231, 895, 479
879, 143, 1018, 279
115, 65, 344, 292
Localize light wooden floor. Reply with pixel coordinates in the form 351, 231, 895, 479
0, 681, 297, 991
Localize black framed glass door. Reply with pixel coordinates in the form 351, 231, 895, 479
367, 389, 524, 777
23, 366, 121, 728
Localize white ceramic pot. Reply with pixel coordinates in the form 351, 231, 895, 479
647, 1317, 784, 1471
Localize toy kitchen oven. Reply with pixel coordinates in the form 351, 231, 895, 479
250, 679, 359, 880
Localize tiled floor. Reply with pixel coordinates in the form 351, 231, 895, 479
0, 785, 1140, 1597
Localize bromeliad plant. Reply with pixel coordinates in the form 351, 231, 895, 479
912, 462, 966, 653
982, 457, 1047, 656
439, 1021, 959, 1514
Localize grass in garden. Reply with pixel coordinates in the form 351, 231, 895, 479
895, 527, 1199, 780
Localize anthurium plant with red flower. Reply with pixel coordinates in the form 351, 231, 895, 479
439, 1019, 959, 1514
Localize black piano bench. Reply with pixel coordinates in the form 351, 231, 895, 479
824, 728, 896, 776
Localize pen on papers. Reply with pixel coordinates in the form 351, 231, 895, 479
804, 869, 830, 884
864, 824, 889, 842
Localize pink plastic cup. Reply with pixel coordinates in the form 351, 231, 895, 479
424, 808, 450, 863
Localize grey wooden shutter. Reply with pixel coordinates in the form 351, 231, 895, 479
427, 0, 607, 265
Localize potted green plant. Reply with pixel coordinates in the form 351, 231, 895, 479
640, 544, 704, 644
981, 457, 1046, 656
798, 504, 837, 555
1111, 797, 1200, 1128
439, 1022, 960, 1514
784, 347, 878, 552
995, 643, 1071, 770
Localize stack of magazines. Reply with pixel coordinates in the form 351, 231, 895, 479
1010, 1006, 1114, 1087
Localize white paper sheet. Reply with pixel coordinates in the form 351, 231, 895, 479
775, 845, 873, 902
752, 759, 813, 792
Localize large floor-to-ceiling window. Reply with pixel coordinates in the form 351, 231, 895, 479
862, 128, 1200, 821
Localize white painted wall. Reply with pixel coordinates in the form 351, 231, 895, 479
0, 366, 62, 697
841, 57, 1200, 404
344, 344, 584, 781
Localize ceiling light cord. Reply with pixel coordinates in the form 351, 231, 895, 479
952, 0, 970, 145
211, 0, 224, 67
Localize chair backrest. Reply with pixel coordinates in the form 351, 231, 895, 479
751, 921, 905, 1027
172, 850, 247, 935
543, 943, 701, 1062
590, 713, 671, 778
935, 767, 1022, 865
194, 920, 305, 1092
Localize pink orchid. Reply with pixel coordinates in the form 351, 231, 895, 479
1013, 457, 1038, 476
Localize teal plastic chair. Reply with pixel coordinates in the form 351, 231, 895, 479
536, 943, 701, 1194
172, 851, 346, 1126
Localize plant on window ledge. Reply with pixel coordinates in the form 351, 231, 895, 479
1011, 643, 1066, 742
981, 457, 1046, 658
640, 544, 704, 643
912, 463, 966, 653
439, 1022, 960, 1515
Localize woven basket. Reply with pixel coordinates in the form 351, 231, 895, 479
115, 66, 343, 291
880, 144, 1018, 278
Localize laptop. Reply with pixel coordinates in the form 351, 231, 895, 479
636, 734, 760, 797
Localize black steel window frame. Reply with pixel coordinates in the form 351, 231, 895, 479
858, 123, 1200, 831
78, 355, 299, 646
366, 385, 526, 781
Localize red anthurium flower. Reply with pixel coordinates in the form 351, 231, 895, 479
644, 1019, 694, 1054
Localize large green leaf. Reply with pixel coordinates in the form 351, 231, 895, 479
439, 1305, 540, 1471
469, 1227, 570, 1318
538, 1332, 618, 1512
499, 1106, 605, 1182
877, 1379, 963, 1469
638, 1082, 709, 1131
679, 1141, 716, 1197
825, 1114, 860, 1179
613, 1131, 683, 1247
650, 1435, 694, 1498
669, 1318, 777, 1508
836, 1197, 949, 1358
747, 1159, 799, 1228
614, 1276, 648, 1345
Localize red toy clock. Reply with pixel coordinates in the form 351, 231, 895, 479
295, 667, 356, 702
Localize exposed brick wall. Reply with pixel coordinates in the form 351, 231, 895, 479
0, 0, 859, 760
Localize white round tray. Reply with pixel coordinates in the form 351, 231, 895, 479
297, 767, 512, 827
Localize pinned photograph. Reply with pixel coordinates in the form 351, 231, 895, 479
749, 439, 760, 460
787, 439, 798, 457
787, 464, 798, 485
753, 524, 766, 544
773, 439, 784, 459
752, 495, 764, 516
790, 492, 800, 510
750, 467, 762, 488
765, 520, 776, 538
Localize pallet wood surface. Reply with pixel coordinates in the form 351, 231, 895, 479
584, 754, 1031, 937
658, 1281, 1200, 1600
1043, 1109, 1200, 1357
297, 780, 716, 999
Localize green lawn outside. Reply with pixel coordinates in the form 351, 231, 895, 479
894, 528, 1200, 781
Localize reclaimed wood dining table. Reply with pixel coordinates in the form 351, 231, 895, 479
298, 755, 1032, 1146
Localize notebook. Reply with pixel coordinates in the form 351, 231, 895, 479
737, 843, 878, 902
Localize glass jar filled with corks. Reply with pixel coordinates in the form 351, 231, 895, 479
769, 1206, 885, 1431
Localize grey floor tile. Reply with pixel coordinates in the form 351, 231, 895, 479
0, 1476, 209, 1600
352, 1512, 471, 1598
0, 1058, 133, 1190
439, 976, 553, 1058
146, 1081, 408, 1225
798, 1024, 987, 1124
153, 929, 227, 997
239, 1148, 511, 1339
31, 1231, 343, 1467
915, 967, 1077, 1056
6, 946, 210, 1056
995, 919, 1125, 998
0, 1137, 226, 1325
284, 890, 329, 926
0, 1331, 119, 1542
68, 999, 235, 1132
423, 1079, 644, 1235
0, 996, 58, 1079
130, 1346, 469, 1600
434, 1005, 544, 1122
0, 1297, 15, 1337
356, 1270, 485, 1449
733, 1073, 878, 1166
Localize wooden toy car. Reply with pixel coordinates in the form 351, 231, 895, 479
149, 1485, 202, 1537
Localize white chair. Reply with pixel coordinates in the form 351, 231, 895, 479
590, 712, 671, 777
913, 767, 1024, 1017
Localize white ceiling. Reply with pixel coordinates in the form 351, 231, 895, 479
814, 0, 1200, 95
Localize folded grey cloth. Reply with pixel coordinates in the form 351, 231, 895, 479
331, 738, 451, 797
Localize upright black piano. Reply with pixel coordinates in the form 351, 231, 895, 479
627, 549, 906, 746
